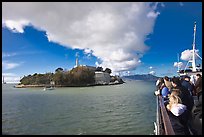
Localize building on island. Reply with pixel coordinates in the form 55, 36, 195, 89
74, 54, 116, 85
85, 65, 97, 71
95, 71, 111, 85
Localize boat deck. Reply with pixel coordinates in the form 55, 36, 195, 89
154, 95, 199, 135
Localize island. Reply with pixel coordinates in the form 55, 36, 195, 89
15, 66, 124, 88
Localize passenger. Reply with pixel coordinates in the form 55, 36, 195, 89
194, 74, 202, 100
189, 92, 202, 135
171, 76, 194, 112
181, 75, 194, 108
161, 86, 170, 105
166, 92, 190, 135
156, 78, 162, 90
181, 75, 194, 96
190, 75, 196, 85
166, 93, 186, 116
156, 78, 164, 91
155, 77, 170, 102
155, 78, 164, 96
164, 76, 172, 91
169, 89, 181, 97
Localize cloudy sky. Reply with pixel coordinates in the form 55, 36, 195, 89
2, 2, 202, 83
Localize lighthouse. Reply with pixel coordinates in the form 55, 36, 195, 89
74, 52, 79, 68
75, 56, 79, 67
3, 76, 6, 84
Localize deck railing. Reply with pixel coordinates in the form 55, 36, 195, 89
155, 95, 175, 135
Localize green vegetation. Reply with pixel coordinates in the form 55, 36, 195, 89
20, 66, 95, 86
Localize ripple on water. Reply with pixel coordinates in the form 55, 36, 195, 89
2, 81, 156, 135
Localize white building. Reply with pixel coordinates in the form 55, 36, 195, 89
95, 71, 111, 84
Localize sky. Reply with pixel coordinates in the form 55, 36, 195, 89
2, 2, 202, 83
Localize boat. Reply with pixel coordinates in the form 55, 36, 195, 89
177, 22, 202, 78
154, 22, 202, 135
43, 86, 55, 91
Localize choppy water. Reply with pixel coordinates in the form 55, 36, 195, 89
2, 80, 156, 135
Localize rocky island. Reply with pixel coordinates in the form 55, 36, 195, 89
15, 66, 124, 88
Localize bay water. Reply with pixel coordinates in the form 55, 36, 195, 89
2, 80, 156, 135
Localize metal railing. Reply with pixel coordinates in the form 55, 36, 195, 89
155, 95, 175, 135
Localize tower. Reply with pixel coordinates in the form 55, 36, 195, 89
76, 56, 79, 67
75, 52, 79, 67
3, 76, 6, 84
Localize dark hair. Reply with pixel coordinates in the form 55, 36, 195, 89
161, 78, 164, 83
196, 74, 201, 77
184, 75, 190, 79
171, 76, 181, 86
164, 76, 169, 81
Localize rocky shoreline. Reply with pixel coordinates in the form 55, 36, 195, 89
14, 81, 124, 88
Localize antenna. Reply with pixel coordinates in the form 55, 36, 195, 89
191, 21, 196, 72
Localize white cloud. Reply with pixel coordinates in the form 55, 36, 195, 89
149, 70, 155, 75
149, 66, 153, 69
2, 2, 160, 73
2, 19, 29, 33
95, 61, 102, 68
2, 61, 20, 70
173, 62, 183, 68
180, 49, 199, 61
2, 52, 17, 58
84, 48, 93, 54
147, 11, 160, 18
83, 48, 93, 59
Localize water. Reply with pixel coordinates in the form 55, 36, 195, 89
2, 80, 156, 135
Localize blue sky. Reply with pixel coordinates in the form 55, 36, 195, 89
2, 2, 202, 83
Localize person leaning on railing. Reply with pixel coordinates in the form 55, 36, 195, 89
189, 92, 202, 135
166, 90, 190, 135
155, 78, 164, 96
164, 76, 173, 92
171, 76, 194, 112
194, 74, 202, 100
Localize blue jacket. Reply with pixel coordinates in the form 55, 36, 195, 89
161, 87, 170, 98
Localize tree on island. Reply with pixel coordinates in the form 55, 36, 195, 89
20, 73, 52, 85
104, 68, 112, 74
55, 67, 63, 73
96, 67, 103, 71
20, 66, 95, 86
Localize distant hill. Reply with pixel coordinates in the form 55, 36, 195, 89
122, 74, 160, 81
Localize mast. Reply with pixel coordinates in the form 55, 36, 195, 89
192, 21, 196, 72
177, 53, 180, 72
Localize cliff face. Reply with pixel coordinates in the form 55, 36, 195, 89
122, 74, 160, 81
